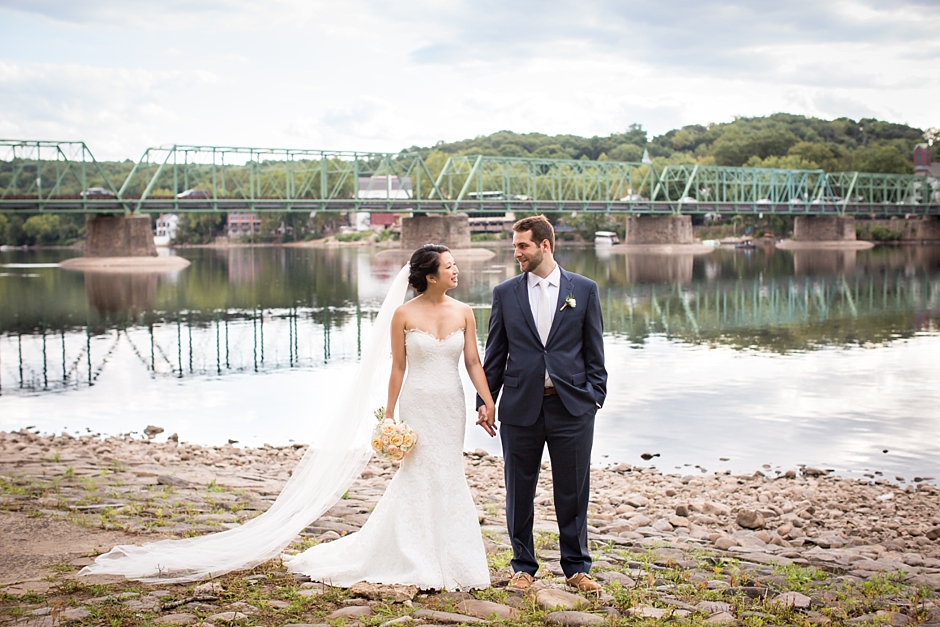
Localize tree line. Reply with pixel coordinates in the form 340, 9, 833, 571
406, 113, 936, 174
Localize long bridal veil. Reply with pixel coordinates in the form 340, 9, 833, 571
80, 265, 412, 583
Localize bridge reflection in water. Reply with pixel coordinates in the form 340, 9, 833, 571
0, 304, 368, 395
1, 246, 938, 396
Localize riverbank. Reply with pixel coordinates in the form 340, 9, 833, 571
2, 428, 939, 626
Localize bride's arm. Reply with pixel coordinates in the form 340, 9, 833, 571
463, 307, 497, 436
385, 308, 407, 421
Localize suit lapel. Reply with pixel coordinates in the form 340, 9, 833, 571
545, 268, 572, 346
513, 274, 541, 342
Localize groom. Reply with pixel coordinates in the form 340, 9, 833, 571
477, 215, 607, 593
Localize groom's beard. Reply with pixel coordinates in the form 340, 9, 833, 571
517, 249, 543, 274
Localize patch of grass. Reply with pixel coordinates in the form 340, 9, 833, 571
472, 586, 509, 604
336, 231, 373, 243
207, 479, 226, 493
46, 563, 77, 574
772, 563, 828, 591
859, 572, 911, 598
0, 591, 47, 604
488, 549, 513, 571
534, 530, 559, 552
0, 476, 31, 496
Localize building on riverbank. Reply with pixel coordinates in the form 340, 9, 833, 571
226, 213, 262, 237
153, 214, 179, 246
354, 176, 410, 231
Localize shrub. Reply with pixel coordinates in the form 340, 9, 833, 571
336, 231, 373, 242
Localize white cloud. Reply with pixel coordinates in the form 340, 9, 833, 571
0, 0, 937, 159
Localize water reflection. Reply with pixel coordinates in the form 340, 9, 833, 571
791, 250, 857, 275
84, 272, 159, 316
621, 253, 694, 284
1, 245, 939, 479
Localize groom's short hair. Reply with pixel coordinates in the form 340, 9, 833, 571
513, 215, 555, 252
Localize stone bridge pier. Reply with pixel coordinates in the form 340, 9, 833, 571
84, 214, 157, 257
401, 213, 471, 250
792, 216, 857, 242
623, 215, 693, 245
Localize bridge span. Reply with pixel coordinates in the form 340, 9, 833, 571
2, 140, 938, 217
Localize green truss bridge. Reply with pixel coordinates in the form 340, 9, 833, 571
2, 139, 939, 216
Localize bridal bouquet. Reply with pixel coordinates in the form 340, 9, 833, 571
370, 407, 417, 462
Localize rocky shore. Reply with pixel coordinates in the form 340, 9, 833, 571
2, 428, 939, 627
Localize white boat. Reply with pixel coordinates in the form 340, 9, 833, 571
594, 231, 620, 246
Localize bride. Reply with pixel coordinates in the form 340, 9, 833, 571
81, 244, 497, 591
285, 244, 495, 589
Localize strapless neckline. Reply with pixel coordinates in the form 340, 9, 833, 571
405, 328, 465, 342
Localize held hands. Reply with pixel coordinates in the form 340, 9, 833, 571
476, 403, 497, 437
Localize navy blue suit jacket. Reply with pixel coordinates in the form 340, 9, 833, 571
478, 267, 607, 426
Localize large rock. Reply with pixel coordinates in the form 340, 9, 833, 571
325, 606, 373, 620
772, 591, 811, 609
456, 599, 516, 620
545, 611, 605, 625
205, 612, 249, 624
412, 609, 484, 624
706, 611, 741, 624
596, 571, 635, 587
154, 614, 199, 625
349, 581, 418, 602
536, 588, 589, 611
736, 510, 766, 530
697, 601, 732, 614
628, 606, 670, 618
908, 573, 940, 590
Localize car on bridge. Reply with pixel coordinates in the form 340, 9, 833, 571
80, 187, 116, 198
177, 189, 211, 199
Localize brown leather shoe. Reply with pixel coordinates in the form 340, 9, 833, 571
507, 571, 534, 591
566, 572, 602, 594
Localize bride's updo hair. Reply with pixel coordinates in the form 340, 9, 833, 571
408, 244, 450, 293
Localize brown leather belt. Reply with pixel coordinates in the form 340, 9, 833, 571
543, 387, 557, 397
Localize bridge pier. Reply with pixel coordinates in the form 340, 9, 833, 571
857, 217, 940, 243
914, 216, 940, 242
401, 213, 471, 250
623, 215, 693, 245
792, 216, 856, 242
84, 214, 157, 257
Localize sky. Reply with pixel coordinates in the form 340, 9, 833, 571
0, 0, 938, 161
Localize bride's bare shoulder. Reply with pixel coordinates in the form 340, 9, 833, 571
444, 295, 472, 310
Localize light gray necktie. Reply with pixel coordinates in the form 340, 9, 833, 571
537, 278, 552, 346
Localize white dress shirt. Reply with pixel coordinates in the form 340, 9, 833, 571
526, 263, 560, 388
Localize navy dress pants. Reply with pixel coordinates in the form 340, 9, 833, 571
499, 394, 595, 578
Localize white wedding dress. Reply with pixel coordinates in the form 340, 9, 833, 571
283, 328, 490, 590
80, 266, 488, 587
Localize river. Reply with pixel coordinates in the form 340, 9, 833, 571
1, 243, 938, 483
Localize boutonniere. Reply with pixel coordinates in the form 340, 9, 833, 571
560, 294, 576, 310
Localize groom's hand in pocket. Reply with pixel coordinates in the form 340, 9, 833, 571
476, 405, 497, 437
